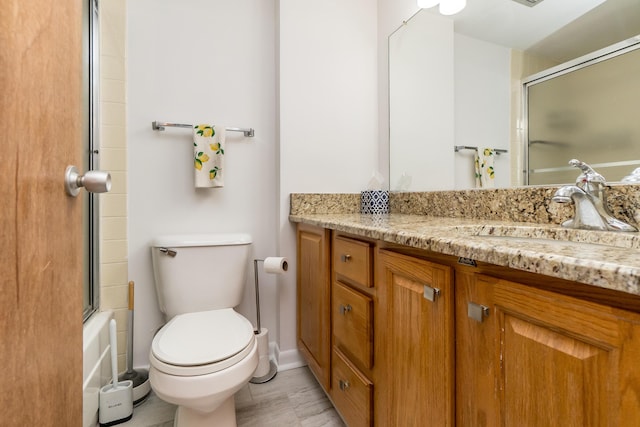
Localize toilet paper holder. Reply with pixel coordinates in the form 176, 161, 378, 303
250, 257, 287, 384
252, 257, 288, 334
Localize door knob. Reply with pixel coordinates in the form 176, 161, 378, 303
65, 165, 112, 197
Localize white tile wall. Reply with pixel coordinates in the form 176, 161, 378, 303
83, 1, 128, 425
98, 0, 128, 373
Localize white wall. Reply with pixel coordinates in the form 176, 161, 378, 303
127, 0, 378, 371
277, 0, 378, 366
127, 0, 277, 368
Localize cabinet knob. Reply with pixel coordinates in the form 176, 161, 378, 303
339, 379, 350, 391
339, 304, 352, 315
468, 302, 490, 322
423, 285, 441, 302
340, 254, 352, 263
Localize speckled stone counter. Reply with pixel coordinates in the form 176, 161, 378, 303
290, 185, 640, 226
290, 187, 640, 297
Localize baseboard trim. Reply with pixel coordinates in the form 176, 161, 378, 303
273, 343, 306, 371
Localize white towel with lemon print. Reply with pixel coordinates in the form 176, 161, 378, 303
193, 124, 225, 188
474, 148, 495, 188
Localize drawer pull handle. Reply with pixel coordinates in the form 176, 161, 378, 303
468, 302, 490, 322
340, 254, 352, 262
423, 285, 441, 302
339, 379, 350, 391
339, 304, 352, 315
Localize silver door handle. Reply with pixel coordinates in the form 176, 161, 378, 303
65, 165, 112, 197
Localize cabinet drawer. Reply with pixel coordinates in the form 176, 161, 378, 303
333, 236, 373, 287
332, 349, 373, 427
333, 281, 373, 369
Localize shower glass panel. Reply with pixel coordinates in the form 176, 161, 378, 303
83, 0, 100, 322
526, 42, 640, 185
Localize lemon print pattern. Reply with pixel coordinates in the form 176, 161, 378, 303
195, 125, 215, 138
209, 166, 220, 180
474, 148, 496, 188
193, 124, 225, 187
210, 142, 224, 155
194, 152, 210, 170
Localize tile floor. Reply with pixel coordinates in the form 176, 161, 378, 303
121, 366, 345, 427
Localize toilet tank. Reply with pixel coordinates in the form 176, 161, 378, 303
151, 233, 252, 320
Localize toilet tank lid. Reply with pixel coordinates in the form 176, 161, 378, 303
151, 233, 252, 248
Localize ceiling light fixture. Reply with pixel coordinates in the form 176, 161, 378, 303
417, 0, 467, 16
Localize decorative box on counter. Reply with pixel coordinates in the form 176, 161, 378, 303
360, 190, 389, 215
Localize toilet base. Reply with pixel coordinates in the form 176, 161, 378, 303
174, 395, 236, 427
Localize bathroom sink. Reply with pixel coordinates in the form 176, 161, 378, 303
459, 225, 640, 250
473, 234, 628, 252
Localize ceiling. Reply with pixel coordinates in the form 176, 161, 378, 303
435, 0, 640, 62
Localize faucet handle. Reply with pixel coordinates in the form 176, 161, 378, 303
569, 159, 606, 187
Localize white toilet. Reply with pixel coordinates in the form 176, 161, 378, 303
149, 233, 258, 427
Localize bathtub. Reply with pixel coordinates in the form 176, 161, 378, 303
83, 310, 114, 427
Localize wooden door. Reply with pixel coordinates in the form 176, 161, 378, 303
379, 250, 454, 427
297, 224, 331, 391
493, 277, 640, 427
1, 0, 84, 425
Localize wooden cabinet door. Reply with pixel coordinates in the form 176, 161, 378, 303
379, 250, 454, 427
455, 272, 499, 426
297, 224, 331, 390
492, 277, 640, 427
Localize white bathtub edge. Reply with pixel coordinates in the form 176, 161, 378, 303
83, 310, 114, 427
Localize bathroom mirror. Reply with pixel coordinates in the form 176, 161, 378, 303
389, 0, 640, 191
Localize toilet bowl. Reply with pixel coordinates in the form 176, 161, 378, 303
149, 233, 257, 426
149, 308, 259, 427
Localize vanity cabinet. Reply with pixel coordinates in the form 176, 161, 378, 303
331, 234, 375, 427
474, 275, 640, 426
296, 224, 331, 391
296, 225, 640, 426
378, 250, 455, 426
456, 271, 640, 426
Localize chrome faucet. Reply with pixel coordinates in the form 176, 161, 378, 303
552, 159, 637, 232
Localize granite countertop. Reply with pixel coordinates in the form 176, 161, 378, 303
289, 213, 640, 296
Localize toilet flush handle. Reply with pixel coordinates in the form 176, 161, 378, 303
159, 247, 177, 257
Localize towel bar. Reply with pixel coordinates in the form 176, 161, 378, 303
454, 145, 508, 155
152, 121, 255, 137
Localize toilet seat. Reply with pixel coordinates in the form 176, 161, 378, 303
151, 308, 255, 376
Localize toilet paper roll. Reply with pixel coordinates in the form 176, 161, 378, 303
263, 257, 288, 274
254, 328, 271, 378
